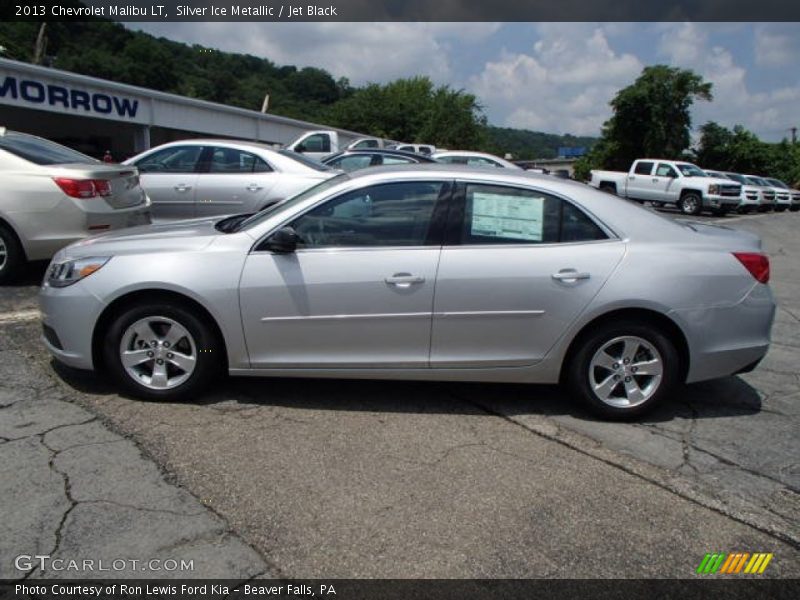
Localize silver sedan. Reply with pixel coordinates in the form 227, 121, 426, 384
123, 140, 335, 221
39, 165, 775, 419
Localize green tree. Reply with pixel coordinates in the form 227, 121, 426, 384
694, 121, 734, 169
597, 65, 713, 170
329, 76, 485, 147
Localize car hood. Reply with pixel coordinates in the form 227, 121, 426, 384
62, 217, 222, 259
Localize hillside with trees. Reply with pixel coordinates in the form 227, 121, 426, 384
0, 18, 594, 156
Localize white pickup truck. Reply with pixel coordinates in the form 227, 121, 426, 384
590, 159, 742, 216
286, 130, 388, 161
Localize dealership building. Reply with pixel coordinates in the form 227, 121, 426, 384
0, 57, 369, 160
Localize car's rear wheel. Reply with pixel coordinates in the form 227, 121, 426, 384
678, 192, 702, 216
566, 321, 680, 419
0, 223, 24, 285
599, 183, 617, 195
103, 303, 221, 401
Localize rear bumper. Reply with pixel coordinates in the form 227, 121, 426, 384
21, 198, 151, 261
671, 284, 776, 383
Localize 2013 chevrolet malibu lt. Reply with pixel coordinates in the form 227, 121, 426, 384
39, 165, 775, 419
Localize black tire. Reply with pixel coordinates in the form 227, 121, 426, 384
566, 320, 680, 420
103, 302, 222, 401
678, 192, 702, 216
712, 207, 729, 217
790, 205, 800, 212
0, 223, 25, 285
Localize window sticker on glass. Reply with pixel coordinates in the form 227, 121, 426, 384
470, 193, 544, 241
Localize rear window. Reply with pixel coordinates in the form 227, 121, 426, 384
277, 149, 332, 172
0, 131, 97, 165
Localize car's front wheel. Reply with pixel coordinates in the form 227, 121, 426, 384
566, 321, 680, 419
103, 303, 222, 401
678, 192, 702, 216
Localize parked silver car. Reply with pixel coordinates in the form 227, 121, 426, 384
39, 165, 775, 418
123, 140, 335, 221
433, 150, 523, 170
0, 128, 151, 283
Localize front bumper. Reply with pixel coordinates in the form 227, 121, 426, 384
706, 194, 740, 208
671, 283, 776, 384
39, 280, 103, 370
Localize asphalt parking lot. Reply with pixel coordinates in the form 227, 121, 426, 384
1, 208, 798, 579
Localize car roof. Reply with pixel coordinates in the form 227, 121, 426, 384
327, 148, 435, 160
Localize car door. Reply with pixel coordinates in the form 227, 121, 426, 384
192, 146, 277, 218
625, 161, 657, 201
430, 182, 625, 367
651, 163, 679, 203
239, 180, 451, 368
133, 145, 202, 220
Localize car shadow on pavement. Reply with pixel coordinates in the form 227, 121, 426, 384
52, 360, 762, 424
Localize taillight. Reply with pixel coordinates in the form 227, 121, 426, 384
733, 252, 770, 284
93, 179, 112, 196
53, 178, 113, 199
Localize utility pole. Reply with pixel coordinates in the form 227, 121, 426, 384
790, 127, 797, 144
32, 23, 47, 65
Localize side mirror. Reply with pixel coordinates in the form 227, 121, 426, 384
264, 226, 298, 253
294, 144, 306, 153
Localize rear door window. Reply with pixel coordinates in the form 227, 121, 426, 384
634, 161, 654, 175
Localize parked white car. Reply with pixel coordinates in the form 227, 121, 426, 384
704, 170, 760, 214
590, 159, 741, 216
390, 143, 436, 155
433, 151, 522, 170
124, 140, 336, 221
741, 175, 777, 212
764, 177, 800, 212
0, 128, 151, 283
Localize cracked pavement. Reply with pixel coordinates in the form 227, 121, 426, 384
0, 211, 798, 578
0, 320, 271, 580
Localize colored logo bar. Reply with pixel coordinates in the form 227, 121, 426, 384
696, 553, 773, 574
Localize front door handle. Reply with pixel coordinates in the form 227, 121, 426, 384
552, 270, 591, 282
385, 273, 425, 288
174, 184, 192, 192
246, 184, 263, 192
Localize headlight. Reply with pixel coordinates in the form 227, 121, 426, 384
708, 184, 720, 195
47, 257, 111, 288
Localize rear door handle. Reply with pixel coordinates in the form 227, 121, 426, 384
174, 184, 192, 192
552, 270, 591, 282
385, 273, 425, 288
246, 184, 263, 192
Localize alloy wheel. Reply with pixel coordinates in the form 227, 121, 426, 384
119, 316, 197, 390
0, 237, 6, 271
588, 336, 664, 408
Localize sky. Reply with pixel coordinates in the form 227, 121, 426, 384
130, 22, 800, 142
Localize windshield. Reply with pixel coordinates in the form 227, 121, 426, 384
0, 131, 98, 165
765, 178, 788, 189
675, 163, 706, 177
746, 176, 768, 186
277, 149, 332, 171
234, 173, 350, 231
725, 173, 747, 184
